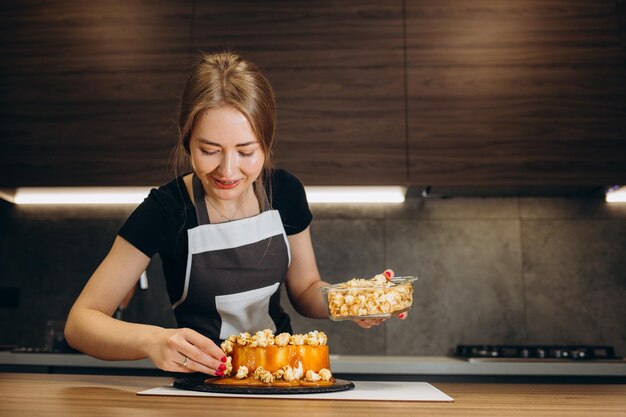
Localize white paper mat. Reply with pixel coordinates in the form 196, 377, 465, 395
138, 381, 453, 402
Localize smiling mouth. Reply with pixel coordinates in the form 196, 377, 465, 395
213, 177, 241, 188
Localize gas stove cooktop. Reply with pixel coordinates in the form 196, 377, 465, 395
455, 345, 622, 362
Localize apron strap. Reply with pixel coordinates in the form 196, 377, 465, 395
192, 175, 211, 225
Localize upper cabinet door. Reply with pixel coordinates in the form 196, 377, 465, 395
193, 1, 407, 185
0, 1, 193, 187
3, 1, 625, 188
405, 0, 626, 186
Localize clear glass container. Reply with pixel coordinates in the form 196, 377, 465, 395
320, 276, 417, 321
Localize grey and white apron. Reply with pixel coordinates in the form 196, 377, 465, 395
172, 175, 292, 343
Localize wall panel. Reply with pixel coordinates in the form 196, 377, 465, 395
406, 0, 626, 186
0, 0, 193, 187
1, 0, 626, 187
192, 1, 406, 185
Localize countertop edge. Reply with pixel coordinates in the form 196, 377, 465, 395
2, 352, 625, 376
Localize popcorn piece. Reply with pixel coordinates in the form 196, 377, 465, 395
252, 366, 266, 380
274, 332, 290, 347
319, 368, 332, 381
273, 369, 285, 380
280, 362, 303, 382
293, 362, 304, 380
305, 331, 319, 346
221, 339, 233, 354
305, 370, 321, 382
371, 274, 387, 286
235, 365, 249, 379
282, 365, 296, 382
252, 366, 274, 384
221, 356, 233, 376
260, 370, 274, 384
236, 332, 252, 346
304, 330, 328, 346
290, 334, 306, 345
251, 329, 275, 347
262, 328, 275, 339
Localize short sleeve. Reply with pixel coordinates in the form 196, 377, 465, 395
270, 169, 313, 235
118, 187, 178, 258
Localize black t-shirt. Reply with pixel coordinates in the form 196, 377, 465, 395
118, 169, 312, 305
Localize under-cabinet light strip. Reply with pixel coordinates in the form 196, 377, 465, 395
305, 186, 406, 204
12, 187, 153, 205
605, 186, 626, 203
2, 186, 407, 205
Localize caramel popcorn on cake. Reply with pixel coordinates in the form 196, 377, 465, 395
211, 329, 333, 387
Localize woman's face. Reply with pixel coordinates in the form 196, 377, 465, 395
189, 106, 265, 202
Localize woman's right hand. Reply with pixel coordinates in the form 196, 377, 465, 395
146, 327, 227, 376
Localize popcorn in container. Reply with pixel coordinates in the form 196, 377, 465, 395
320, 276, 417, 320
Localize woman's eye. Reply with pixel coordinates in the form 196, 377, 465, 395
201, 149, 219, 156
239, 151, 255, 158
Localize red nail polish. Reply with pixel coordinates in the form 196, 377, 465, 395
398, 313, 406, 319
216, 370, 224, 377
383, 270, 392, 279
218, 364, 226, 371
221, 356, 227, 363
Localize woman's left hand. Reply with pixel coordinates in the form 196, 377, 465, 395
353, 269, 409, 329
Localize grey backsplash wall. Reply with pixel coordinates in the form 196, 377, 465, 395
1, 196, 625, 356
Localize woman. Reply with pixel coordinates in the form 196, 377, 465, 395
65, 51, 401, 376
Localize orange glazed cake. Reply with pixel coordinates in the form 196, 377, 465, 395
213, 329, 333, 387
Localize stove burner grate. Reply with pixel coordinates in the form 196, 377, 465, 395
455, 345, 620, 360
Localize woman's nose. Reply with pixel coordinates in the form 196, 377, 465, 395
219, 151, 237, 177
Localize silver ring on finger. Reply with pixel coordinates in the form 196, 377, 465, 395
182, 355, 189, 367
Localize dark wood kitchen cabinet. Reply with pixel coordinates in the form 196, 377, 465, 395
1, 0, 625, 188
405, 0, 626, 186
0, 0, 406, 187
191, 0, 407, 186
0, 0, 193, 187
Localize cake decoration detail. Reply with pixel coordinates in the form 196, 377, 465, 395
214, 329, 333, 386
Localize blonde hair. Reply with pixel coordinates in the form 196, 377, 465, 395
171, 51, 276, 209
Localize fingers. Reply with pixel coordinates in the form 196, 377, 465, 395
354, 318, 386, 329
184, 330, 228, 376
175, 354, 228, 376
383, 270, 409, 320
167, 328, 226, 376
172, 352, 193, 374
352, 310, 408, 329
186, 329, 227, 360
383, 269, 394, 280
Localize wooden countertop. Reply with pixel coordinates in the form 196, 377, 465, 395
0, 373, 625, 416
